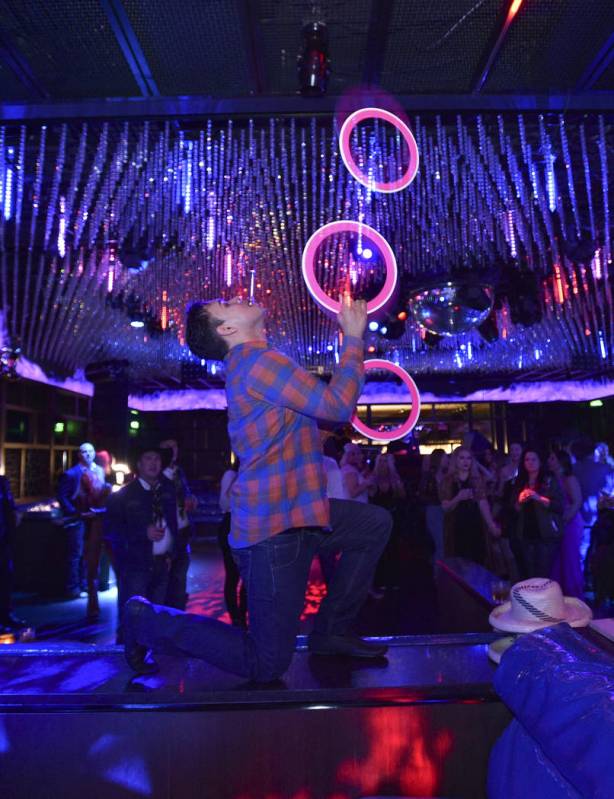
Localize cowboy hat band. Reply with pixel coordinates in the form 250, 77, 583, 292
511, 586, 564, 625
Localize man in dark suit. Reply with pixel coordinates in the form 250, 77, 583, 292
56, 442, 106, 598
104, 444, 181, 649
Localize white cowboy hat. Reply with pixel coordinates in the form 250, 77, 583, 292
489, 577, 592, 634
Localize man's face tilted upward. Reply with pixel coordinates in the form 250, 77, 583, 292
208, 296, 266, 345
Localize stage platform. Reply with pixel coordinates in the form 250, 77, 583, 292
0, 633, 510, 799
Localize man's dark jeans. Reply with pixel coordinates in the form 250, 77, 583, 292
64, 521, 84, 595
126, 499, 391, 682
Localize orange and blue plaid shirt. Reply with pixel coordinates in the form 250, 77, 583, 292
225, 336, 364, 547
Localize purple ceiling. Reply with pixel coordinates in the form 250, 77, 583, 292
0, 111, 612, 391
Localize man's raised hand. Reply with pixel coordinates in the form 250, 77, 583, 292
338, 295, 367, 339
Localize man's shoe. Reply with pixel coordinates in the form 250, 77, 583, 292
124, 644, 159, 675
308, 633, 388, 658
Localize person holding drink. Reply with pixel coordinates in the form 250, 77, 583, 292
104, 445, 180, 643
511, 447, 564, 580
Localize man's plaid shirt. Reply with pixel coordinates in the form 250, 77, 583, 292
225, 336, 364, 547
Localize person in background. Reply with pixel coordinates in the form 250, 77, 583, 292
57, 442, 106, 600
371, 452, 407, 592
512, 447, 564, 580
590, 491, 614, 607
160, 438, 197, 610
440, 446, 500, 566
559, 432, 578, 466
419, 449, 448, 562
318, 435, 345, 586
498, 442, 523, 495
477, 447, 499, 502
548, 450, 585, 599
572, 436, 612, 566
322, 435, 345, 501
105, 444, 180, 647
218, 459, 247, 627
93, 450, 118, 595
340, 442, 375, 502
81, 452, 112, 617
0, 475, 26, 632
96, 450, 116, 485
594, 441, 614, 469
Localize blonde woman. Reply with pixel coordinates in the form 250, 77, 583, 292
440, 446, 500, 565
373, 453, 406, 501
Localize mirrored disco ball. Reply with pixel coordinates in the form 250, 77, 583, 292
410, 282, 494, 336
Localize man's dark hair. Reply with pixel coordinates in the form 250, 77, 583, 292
186, 301, 229, 361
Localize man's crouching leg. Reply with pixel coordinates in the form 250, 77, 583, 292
309, 500, 392, 658
123, 528, 317, 682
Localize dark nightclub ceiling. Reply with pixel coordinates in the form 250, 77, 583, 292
0, 1, 613, 394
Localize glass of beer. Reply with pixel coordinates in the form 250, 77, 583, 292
491, 579, 511, 605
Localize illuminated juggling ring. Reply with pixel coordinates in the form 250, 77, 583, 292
339, 107, 419, 193
351, 359, 421, 442
301, 220, 397, 315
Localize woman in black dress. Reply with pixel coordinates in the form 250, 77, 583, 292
439, 446, 500, 565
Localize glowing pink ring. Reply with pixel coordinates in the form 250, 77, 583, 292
351, 359, 421, 442
339, 107, 419, 193
301, 220, 397, 315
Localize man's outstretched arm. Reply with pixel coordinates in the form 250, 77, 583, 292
248, 298, 367, 422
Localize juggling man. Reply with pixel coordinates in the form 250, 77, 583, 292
122, 294, 391, 680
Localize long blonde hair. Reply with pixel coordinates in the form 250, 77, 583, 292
373, 453, 404, 495
441, 447, 484, 497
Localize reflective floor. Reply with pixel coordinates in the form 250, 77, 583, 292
0, 633, 502, 707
